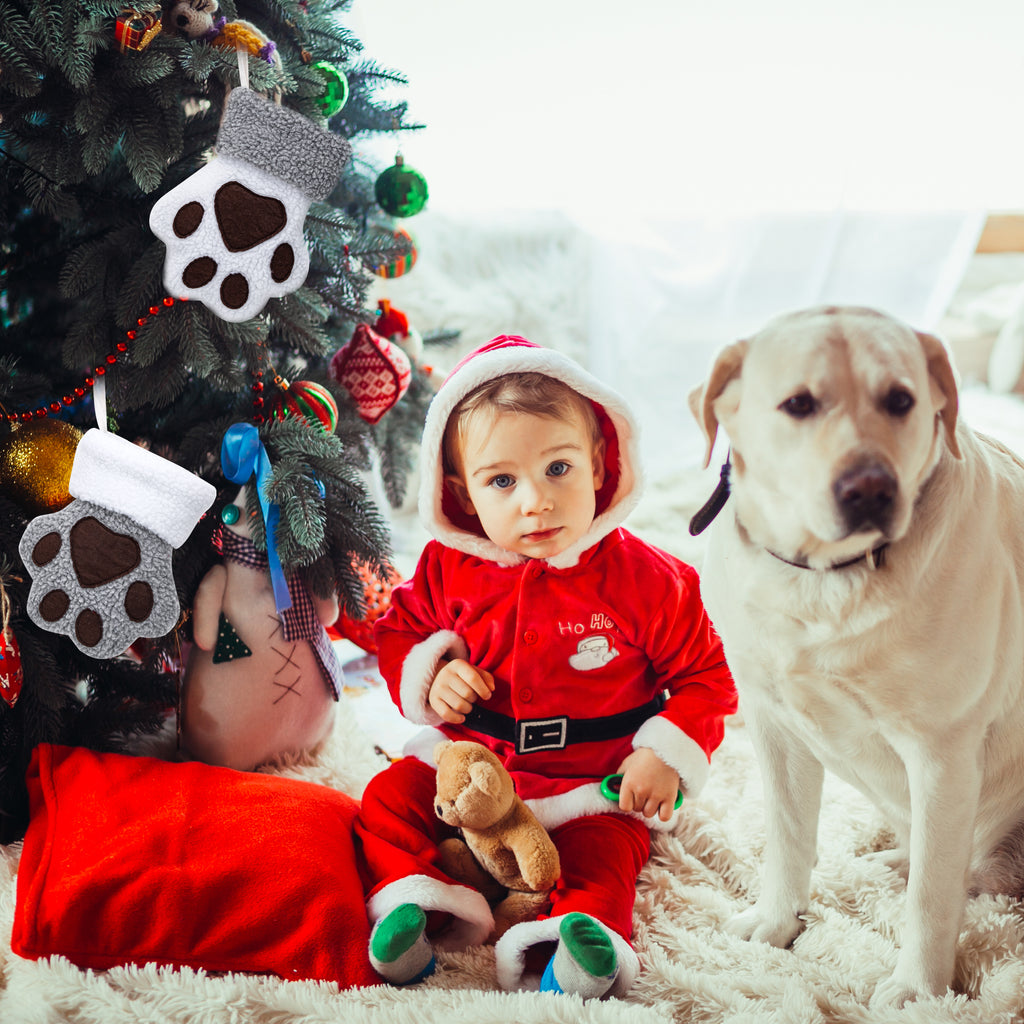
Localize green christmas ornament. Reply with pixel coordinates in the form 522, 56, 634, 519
312, 61, 350, 117
374, 155, 429, 218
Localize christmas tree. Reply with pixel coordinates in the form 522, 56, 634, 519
0, 0, 438, 842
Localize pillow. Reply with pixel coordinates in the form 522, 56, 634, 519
12, 744, 378, 988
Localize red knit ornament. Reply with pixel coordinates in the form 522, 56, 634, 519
329, 323, 412, 425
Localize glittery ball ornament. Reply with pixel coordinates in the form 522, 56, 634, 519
329, 324, 412, 424
374, 156, 429, 218
312, 61, 350, 117
269, 378, 339, 432
0, 419, 84, 513
370, 226, 418, 279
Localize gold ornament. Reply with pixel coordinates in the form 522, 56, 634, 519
0, 420, 84, 513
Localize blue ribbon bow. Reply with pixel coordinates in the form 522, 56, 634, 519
220, 423, 292, 613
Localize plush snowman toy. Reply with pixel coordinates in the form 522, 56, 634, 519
180, 485, 343, 770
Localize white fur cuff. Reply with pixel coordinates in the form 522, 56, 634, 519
494, 914, 639, 997
69, 429, 215, 548
633, 715, 710, 798
399, 630, 469, 725
366, 874, 493, 952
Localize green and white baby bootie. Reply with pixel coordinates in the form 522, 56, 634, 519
369, 903, 436, 984
540, 912, 619, 998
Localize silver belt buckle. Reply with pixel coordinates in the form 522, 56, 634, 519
517, 716, 568, 753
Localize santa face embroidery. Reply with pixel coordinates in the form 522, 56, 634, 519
568, 634, 619, 671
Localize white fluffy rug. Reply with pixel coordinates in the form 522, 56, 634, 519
4, 692, 1024, 1024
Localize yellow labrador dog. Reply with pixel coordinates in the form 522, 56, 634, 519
689, 305, 1024, 1007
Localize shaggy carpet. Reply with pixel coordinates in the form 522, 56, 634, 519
3, 691, 1024, 1024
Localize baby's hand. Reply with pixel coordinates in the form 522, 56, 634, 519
616, 747, 682, 822
428, 659, 495, 724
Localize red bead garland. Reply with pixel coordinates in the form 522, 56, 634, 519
251, 369, 266, 424
4, 297, 186, 422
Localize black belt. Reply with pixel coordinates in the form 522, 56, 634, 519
464, 693, 665, 755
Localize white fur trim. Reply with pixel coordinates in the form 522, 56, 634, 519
494, 913, 639, 996
402, 726, 449, 764
398, 630, 469, 725
366, 874, 494, 952
69, 429, 215, 548
418, 342, 643, 564
633, 715, 710, 799
524, 782, 681, 833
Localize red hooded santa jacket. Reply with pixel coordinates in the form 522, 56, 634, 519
374, 336, 736, 831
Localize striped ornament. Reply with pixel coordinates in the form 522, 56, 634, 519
269, 378, 339, 432
372, 227, 418, 279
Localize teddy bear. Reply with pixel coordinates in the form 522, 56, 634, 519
179, 483, 343, 770
433, 740, 561, 941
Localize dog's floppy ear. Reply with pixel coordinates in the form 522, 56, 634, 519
916, 331, 961, 460
688, 341, 748, 468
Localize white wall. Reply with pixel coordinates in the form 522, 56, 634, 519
353, 0, 1024, 217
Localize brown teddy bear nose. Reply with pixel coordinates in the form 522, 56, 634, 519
435, 803, 445, 819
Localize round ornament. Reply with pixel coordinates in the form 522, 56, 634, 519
374, 156, 429, 218
370, 226, 418, 279
269, 377, 339, 432
312, 61, 350, 117
0, 419, 83, 513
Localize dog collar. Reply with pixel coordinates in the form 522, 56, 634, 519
766, 543, 889, 572
688, 454, 732, 536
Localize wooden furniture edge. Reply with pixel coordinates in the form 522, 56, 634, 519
978, 213, 1024, 253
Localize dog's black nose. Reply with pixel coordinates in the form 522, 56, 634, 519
833, 464, 897, 533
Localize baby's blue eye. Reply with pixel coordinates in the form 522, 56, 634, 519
548, 461, 570, 477
490, 474, 514, 489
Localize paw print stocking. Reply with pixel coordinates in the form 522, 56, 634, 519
19, 429, 215, 659
150, 88, 351, 322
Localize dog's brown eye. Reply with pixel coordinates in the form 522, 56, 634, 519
883, 388, 915, 416
779, 392, 818, 419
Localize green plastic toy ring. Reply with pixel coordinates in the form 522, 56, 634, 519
600, 773, 683, 811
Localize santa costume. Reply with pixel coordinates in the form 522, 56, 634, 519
356, 336, 736, 995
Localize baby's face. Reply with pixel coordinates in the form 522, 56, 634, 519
448, 408, 604, 559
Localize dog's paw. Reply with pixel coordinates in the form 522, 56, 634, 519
870, 973, 938, 1009
862, 847, 910, 882
725, 904, 805, 948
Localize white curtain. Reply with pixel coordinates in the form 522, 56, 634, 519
582, 210, 985, 477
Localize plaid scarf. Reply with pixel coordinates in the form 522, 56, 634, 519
218, 528, 344, 699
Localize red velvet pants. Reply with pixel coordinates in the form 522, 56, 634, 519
353, 756, 650, 944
